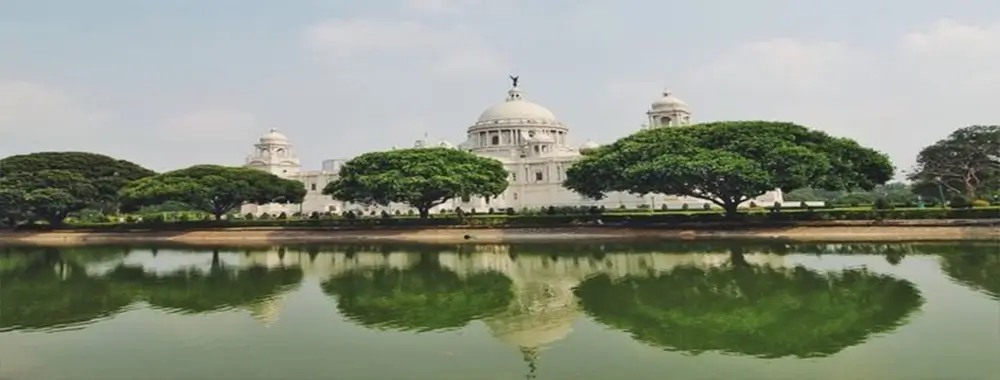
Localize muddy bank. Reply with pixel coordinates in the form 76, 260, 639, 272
0, 223, 997, 246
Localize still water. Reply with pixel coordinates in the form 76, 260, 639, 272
1, 242, 998, 380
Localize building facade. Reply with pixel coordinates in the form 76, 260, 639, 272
240, 83, 784, 217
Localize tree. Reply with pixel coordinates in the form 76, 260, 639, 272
119, 165, 306, 219
572, 250, 924, 358
564, 121, 894, 217
324, 148, 508, 218
0, 151, 155, 206
909, 125, 1000, 200
0, 170, 99, 225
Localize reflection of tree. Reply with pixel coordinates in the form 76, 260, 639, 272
573, 251, 925, 358
320, 256, 514, 332
0, 248, 135, 332
940, 253, 1000, 300
108, 251, 303, 314
0, 250, 303, 331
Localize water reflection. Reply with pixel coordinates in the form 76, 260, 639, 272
320, 254, 513, 332
0, 247, 134, 332
940, 252, 1000, 300
0, 248, 303, 332
574, 249, 924, 358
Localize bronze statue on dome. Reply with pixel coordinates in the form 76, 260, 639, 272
509, 74, 519, 88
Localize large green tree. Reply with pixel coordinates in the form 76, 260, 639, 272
0, 170, 99, 225
119, 165, 306, 219
573, 250, 925, 358
324, 148, 508, 218
908, 125, 1000, 200
565, 121, 894, 216
0, 151, 155, 205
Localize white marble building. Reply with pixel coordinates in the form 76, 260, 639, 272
240, 82, 784, 217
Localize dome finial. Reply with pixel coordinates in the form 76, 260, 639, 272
662, 88, 671, 97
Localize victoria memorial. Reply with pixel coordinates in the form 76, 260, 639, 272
240, 80, 785, 216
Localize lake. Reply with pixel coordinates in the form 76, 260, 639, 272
1, 242, 997, 380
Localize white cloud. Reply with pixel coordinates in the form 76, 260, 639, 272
301, 18, 506, 75
0, 80, 116, 138
157, 110, 261, 143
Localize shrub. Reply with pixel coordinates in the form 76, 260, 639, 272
971, 199, 990, 208
505, 207, 516, 215
546, 206, 557, 215
277, 212, 288, 220
681, 204, 689, 211
660, 204, 669, 211
244, 213, 255, 220
749, 201, 757, 209
310, 211, 321, 220
619, 204, 626, 210
488, 207, 495, 214
949, 195, 972, 209
873, 197, 894, 210
799, 201, 808, 208
394, 210, 402, 216
407, 209, 415, 216
702, 203, 711, 210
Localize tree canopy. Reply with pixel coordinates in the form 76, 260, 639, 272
0, 170, 100, 225
908, 125, 1000, 200
564, 121, 894, 216
119, 165, 306, 219
0, 151, 155, 204
323, 148, 508, 218
0, 152, 156, 226
572, 251, 924, 358
320, 256, 514, 332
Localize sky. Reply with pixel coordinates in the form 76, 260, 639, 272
1, 0, 998, 175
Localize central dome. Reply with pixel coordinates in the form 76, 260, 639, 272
476, 88, 558, 123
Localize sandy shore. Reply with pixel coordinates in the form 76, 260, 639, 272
0, 222, 997, 246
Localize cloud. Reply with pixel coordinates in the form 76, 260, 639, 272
156, 110, 261, 143
0, 80, 116, 138
301, 18, 506, 75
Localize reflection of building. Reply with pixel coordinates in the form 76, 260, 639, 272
237, 248, 785, 370
239, 81, 785, 217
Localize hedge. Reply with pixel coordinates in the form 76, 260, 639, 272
14, 206, 997, 231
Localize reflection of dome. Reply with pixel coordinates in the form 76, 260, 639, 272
650, 90, 688, 111
247, 297, 284, 327
477, 88, 558, 123
483, 279, 580, 349
259, 128, 289, 144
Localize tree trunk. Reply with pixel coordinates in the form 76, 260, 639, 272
213, 211, 224, 220
418, 207, 430, 219
722, 202, 741, 219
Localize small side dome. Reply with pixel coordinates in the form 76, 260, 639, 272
260, 128, 289, 144
438, 140, 455, 148
650, 90, 688, 111
579, 140, 600, 151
